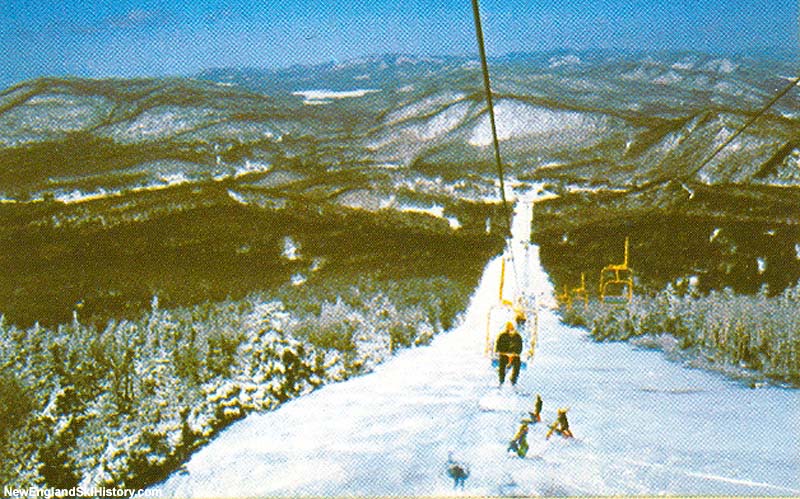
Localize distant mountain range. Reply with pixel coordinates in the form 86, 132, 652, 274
1, 50, 798, 207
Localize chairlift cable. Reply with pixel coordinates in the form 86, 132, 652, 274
634, 74, 800, 192
681, 76, 800, 182
472, 0, 538, 362
471, 0, 522, 296
471, 0, 512, 222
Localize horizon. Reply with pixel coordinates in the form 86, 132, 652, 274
1, 46, 797, 90
1, 1, 796, 89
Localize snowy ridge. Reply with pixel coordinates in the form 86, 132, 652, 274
468, 100, 607, 148
3, 51, 799, 195
0, 93, 113, 147
97, 107, 221, 143
153, 186, 799, 497
384, 91, 468, 126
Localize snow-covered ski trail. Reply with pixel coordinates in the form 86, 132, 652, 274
155, 186, 800, 497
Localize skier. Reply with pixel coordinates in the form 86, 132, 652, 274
546, 408, 574, 439
445, 452, 469, 489
508, 419, 530, 457
528, 394, 543, 423
495, 322, 523, 386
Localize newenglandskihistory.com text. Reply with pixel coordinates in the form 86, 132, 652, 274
4, 486, 162, 498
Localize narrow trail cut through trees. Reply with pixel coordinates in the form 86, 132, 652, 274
156, 186, 799, 497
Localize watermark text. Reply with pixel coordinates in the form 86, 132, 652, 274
3, 486, 162, 498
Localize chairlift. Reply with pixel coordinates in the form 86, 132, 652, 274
556, 273, 588, 311
484, 256, 537, 366
472, 0, 538, 365
555, 284, 572, 309
599, 237, 634, 305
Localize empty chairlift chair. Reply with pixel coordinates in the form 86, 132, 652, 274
599, 237, 634, 305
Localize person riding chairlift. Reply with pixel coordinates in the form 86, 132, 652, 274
495, 321, 523, 387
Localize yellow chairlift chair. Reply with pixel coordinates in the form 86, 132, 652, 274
555, 284, 572, 310
556, 273, 588, 311
599, 237, 634, 305
572, 272, 589, 310
484, 257, 537, 364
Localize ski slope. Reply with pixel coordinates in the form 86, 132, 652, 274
155, 187, 800, 497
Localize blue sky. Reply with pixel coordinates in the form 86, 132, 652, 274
0, 0, 796, 86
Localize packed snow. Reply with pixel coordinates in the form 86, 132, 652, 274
55, 188, 118, 205
49, 161, 206, 205
175, 122, 280, 144
248, 170, 306, 189
233, 159, 272, 178
564, 185, 627, 195
228, 189, 250, 206
153, 186, 799, 497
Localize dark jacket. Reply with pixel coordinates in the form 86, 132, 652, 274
495, 331, 523, 355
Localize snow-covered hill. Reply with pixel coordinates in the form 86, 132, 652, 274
201, 50, 800, 187
1, 50, 798, 205
152, 187, 800, 497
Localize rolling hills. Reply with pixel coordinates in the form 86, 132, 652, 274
0, 49, 798, 325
